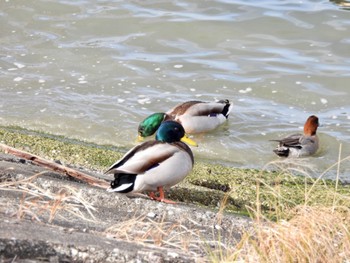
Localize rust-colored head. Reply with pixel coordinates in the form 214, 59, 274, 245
304, 115, 319, 136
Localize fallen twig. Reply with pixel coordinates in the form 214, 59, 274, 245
0, 143, 109, 189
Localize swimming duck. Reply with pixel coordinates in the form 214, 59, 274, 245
106, 121, 197, 203
271, 115, 320, 157
138, 99, 233, 139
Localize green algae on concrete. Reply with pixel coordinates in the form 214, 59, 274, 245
0, 126, 349, 217
0, 126, 123, 171
186, 161, 350, 216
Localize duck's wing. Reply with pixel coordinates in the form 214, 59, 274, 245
167, 100, 232, 118
271, 133, 303, 148
166, 101, 203, 116
105, 141, 178, 175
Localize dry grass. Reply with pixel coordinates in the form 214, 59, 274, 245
104, 213, 210, 258
0, 172, 96, 223
208, 148, 350, 263
234, 206, 350, 263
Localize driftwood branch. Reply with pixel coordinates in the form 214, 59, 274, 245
0, 143, 109, 189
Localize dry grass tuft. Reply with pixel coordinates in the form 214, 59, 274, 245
105, 213, 214, 258
209, 149, 350, 263
0, 172, 96, 223
235, 206, 350, 263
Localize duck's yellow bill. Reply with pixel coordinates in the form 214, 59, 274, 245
181, 135, 198, 147
137, 135, 144, 142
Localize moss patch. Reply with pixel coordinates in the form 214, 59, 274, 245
185, 161, 350, 217
0, 126, 123, 171
0, 126, 349, 218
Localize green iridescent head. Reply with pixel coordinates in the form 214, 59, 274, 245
155, 121, 197, 146
138, 113, 166, 138
155, 120, 185, 143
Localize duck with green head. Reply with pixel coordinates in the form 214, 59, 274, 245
106, 121, 197, 203
138, 99, 233, 139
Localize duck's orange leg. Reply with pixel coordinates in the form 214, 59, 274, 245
149, 187, 176, 204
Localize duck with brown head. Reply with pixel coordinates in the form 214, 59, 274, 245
271, 115, 320, 157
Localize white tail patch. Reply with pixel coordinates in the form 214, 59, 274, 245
106, 183, 133, 193
227, 103, 234, 116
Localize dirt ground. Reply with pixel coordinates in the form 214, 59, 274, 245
0, 153, 252, 262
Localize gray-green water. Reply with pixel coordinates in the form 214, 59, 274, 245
1, 0, 349, 180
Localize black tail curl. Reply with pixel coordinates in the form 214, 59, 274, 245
218, 99, 231, 118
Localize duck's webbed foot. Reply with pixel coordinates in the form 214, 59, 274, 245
149, 187, 176, 204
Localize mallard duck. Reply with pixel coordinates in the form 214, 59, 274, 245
138, 99, 233, 139
271, 115, 320, 157
106, 121, 197, 203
